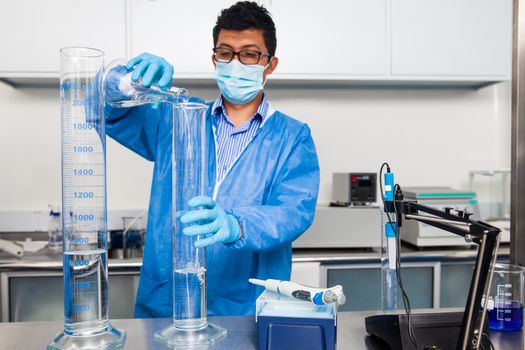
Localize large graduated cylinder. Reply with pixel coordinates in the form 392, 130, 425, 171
154, 103, 227, 346
48, 47, 125, 350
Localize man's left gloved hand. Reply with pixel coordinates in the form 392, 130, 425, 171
179, 196, 241, 248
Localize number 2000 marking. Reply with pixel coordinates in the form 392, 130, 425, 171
72, 237, 90, 245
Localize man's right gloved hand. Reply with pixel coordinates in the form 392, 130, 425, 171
126, 53, 174, 90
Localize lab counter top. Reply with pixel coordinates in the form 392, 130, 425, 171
0, 312, 521, 350
0, 244, 510, 271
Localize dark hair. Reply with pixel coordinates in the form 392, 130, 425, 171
213, 1, 277, 57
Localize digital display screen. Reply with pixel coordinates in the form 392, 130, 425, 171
358, 180, 372, 187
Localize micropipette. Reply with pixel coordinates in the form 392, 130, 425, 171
249, 278, 346, 306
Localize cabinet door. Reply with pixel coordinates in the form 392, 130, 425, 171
130, 0, 236, 78
391, 0, 512, 78
327, 265, 434, 312
440, 263, 474, 308
0, 0, 127, 76
270, 0, 387, 77
5, 272, 139, 322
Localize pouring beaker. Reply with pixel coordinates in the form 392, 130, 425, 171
104, 60, 188, 108
486, 263, 525, 331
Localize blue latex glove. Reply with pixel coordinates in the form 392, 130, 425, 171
179, 196, 241, 248
126, 53, 174, 90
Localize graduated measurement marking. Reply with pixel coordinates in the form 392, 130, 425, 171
496, 284, 511, 320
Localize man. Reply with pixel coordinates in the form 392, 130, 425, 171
106, 1, 320, 317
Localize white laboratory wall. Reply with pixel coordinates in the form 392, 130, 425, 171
0, 81, 511, 213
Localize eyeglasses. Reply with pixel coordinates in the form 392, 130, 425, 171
213, 47, 271, 65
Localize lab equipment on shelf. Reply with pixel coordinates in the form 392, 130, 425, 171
122, 214, 146, 259
0, 239, 23, 258
293, 206, 381, 248
48, 205, 62, 251
153, 102, 227, 346
256, 289, 337, 350
48, 47, 125, 350
469, 169, 510, 242
331, 172, 377, 206
400, 186, 481, 247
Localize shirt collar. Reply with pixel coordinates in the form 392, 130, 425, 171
212, 95, 269, 125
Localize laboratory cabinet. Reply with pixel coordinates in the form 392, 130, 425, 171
322, 260, 480, 312
325, 263, 436, 312
129, 0, 511, 84
390, 0, 512, 80
264, 0, 388, 78
130, 0, 388, 79
0, 270, 140, 322
0, 0, 512, 85
0, 0, 127, 80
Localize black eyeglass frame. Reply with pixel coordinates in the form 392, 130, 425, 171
212, 47, 272, 65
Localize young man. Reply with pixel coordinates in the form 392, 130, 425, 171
106, 1, 320, 317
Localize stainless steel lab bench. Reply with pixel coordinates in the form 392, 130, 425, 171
0, 312, 521, 350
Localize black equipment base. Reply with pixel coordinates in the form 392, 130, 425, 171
365, 311, 491, 350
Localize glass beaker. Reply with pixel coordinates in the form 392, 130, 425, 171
154, 102, 227, 347
48, 47, 125, 350
122, 215, 145, 259
104, 60, 188, 108
486, 263, 525, 331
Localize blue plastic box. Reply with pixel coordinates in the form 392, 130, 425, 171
256, 290, 337, 350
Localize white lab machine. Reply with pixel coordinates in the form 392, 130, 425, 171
400, 187, 481, 247
469, 170, 510, 243
293, 206, 381, 248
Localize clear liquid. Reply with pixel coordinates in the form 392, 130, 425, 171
173, 267, 206, 330
63, 249, 109, 335
382, 268, 398, 310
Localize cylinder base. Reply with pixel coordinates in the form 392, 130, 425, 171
47, 324, 126, 350
154, 322, 227, 347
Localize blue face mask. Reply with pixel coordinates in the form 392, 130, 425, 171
214, 60, 268, 105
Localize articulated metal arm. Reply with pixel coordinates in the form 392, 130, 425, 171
392, 198, 501, 350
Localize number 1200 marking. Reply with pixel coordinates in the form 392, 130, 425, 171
74, 192, 94, 198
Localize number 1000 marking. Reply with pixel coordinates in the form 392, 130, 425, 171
73, 146, 93, 153
73, 214, 94, 221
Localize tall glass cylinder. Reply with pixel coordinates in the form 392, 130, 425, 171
154, 102, 227, 347
48, 47, 125, 350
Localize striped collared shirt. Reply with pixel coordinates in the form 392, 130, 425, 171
212, 95, 270, 183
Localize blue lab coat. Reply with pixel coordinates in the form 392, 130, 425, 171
105, 100, 320, 317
